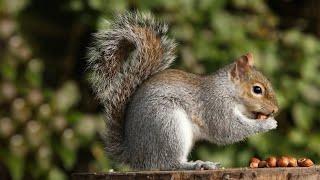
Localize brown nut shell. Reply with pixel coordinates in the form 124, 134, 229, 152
276, 157, 289, 167
258, 160, 267, 168
250, 157, 260, 164
250, 162, 259, 168
266, 156, 277, 168
297, 158, 314, 167
288, 157, 298, 167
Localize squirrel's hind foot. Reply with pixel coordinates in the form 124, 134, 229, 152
177, 160, 221, 170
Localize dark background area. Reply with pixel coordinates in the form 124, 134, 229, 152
0, 0, 319, 179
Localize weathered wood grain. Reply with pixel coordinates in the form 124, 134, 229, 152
72, 166, 320, 180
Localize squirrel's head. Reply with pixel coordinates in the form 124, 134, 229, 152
229, 53, 279, 120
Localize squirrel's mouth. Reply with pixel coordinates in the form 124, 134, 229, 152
253, 112, 269, 120
246, 111, 270, 120
237, 106, 273, 120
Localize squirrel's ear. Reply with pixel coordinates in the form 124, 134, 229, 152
231, 53, 254, 81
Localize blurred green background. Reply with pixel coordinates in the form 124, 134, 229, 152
0, 0, 319, 179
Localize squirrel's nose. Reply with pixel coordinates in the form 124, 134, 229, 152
273, 106, 279, 114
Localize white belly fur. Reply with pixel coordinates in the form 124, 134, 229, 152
174, 109, 193, 162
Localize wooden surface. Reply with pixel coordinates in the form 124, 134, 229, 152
72, 166, 320, 180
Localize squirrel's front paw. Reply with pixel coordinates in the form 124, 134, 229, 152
259, 118, 277, 131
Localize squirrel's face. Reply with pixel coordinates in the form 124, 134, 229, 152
230, 53, 279, 120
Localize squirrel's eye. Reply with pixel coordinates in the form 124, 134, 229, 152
253, 86, 262, 94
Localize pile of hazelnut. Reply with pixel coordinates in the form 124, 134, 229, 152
249, 157, 314, 168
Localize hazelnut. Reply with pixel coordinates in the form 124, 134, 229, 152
288, 157, 298, 167
276, 157, 289, 167
249, 157, 260, 168
297, 158, 314, 167
250, 157, 261, 164
266, 156, 277, 168
258, 160, 267, 168
257, 113, 268, 120
250, 162, 259, 168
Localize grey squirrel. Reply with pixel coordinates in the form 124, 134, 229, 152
87, 12, 279, 170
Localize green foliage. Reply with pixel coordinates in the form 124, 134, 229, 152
0, 0, 319, 179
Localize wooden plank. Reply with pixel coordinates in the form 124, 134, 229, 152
72, 166, 320, 180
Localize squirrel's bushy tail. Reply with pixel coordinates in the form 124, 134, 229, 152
87, 12, 176, 163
